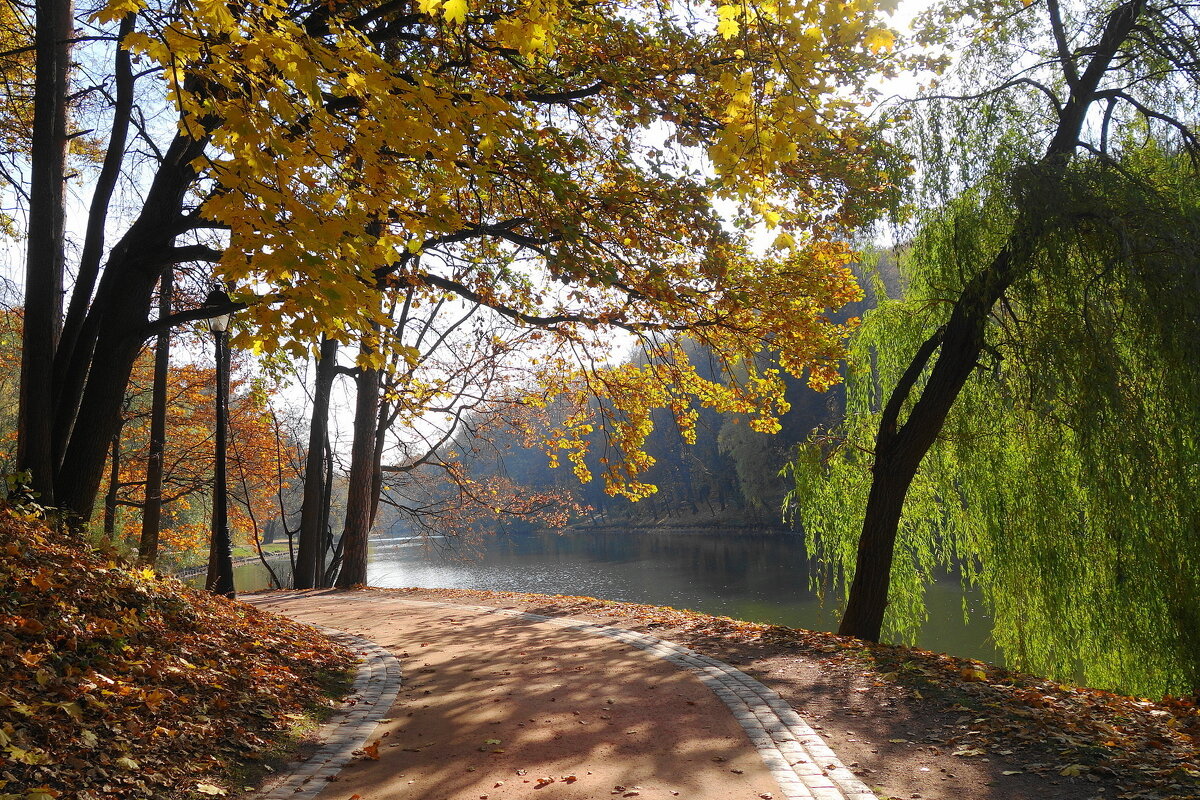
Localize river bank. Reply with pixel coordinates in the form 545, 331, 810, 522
565, 513, 797, 536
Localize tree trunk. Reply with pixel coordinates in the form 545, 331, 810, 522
103, 431, 121, 538
19, 0, 73, 504
836, 0, 1145, 641
319, 434, 335, 585
369, 396, 389, 528
56, 13, 135, 429
138, 268, 171, 566
52, 129, 211, 523
295, 335, 338, 588
336, 349, 381, 589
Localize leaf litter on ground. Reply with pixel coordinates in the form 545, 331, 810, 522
0, 512, 356, 800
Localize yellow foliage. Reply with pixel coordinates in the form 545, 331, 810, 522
85, 0, 899, 500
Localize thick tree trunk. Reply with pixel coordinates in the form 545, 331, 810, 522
295, 336, 338, 588
19, 0, 73, 504
336, 354, 381, 589
836, 0, 1144, 642
52, 130, 210, 523
138, 268, 171, 566
56, 13, 135, 427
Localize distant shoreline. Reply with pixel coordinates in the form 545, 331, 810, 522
566, 517, 797, 536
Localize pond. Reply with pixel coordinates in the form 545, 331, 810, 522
364, 529, 1001, 664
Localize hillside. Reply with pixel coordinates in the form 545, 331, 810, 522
0, 512, 355, 800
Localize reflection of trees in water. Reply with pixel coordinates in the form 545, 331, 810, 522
361, 529, 996, 662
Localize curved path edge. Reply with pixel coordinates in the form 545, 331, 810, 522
253, 621, 403, 800
406, 597, 878, 800
252, 593, 876, 800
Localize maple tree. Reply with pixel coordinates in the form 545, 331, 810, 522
15, 0, 903, 531
94, 342, 289, 564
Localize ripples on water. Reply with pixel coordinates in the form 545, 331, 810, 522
361, 529, 999, 664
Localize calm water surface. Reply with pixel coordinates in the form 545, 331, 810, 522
365, 529, 1001, 664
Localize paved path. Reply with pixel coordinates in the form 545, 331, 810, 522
244, 590, 877, 800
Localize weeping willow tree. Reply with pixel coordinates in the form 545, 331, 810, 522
787, 0, 1200, 697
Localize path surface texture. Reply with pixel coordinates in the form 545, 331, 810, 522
244, 590, 876, 800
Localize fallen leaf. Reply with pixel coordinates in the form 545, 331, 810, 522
363, 740, 381, 760
960, 666, 987, 682
194, 784, 227, 796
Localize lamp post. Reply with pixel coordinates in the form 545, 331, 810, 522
203, 289, 236, 598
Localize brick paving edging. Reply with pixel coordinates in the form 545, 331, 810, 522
253, 624, 403, 800
396, 598, 878, 800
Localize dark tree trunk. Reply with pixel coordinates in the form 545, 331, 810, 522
369, 396, 389, 528
295, 335, 338, 588
837, 0, 1145, 642
56, 13, 135, 433
53, 130, 210, 523
336, 350, 381, 589
103, 431, 121, 538
319, 434, 335, 585
138, 268, 171, 566
19, 0, 73, 504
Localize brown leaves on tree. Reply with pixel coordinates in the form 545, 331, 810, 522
0, 513, 355, 799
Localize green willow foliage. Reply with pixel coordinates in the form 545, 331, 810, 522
788, 147, 1200, 696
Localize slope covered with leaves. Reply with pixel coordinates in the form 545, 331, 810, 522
0, 512, 355, 800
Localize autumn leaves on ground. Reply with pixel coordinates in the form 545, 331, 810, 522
0, 514, 354, 800
3, 511, 1199, 800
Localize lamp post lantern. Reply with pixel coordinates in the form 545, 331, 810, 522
203, 289, 236, 598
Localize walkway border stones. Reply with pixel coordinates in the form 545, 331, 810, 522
253, 624, 403, 800
395, 597, 878, 800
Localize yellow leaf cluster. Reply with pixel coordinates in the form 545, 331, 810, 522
85, 0, 898, 492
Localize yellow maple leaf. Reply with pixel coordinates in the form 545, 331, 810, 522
444, 0, 467, 24
716, 5, 740, 39
863, 27, 895, 54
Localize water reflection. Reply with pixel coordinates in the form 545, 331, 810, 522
367, 530, 1000, 664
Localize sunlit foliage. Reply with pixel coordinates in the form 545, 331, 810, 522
79, 0, 903, 501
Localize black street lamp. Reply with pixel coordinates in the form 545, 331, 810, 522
203, 289, 236, 598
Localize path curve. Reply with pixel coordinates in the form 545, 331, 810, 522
246, 591, 877, 800
255, 622, 403, 800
